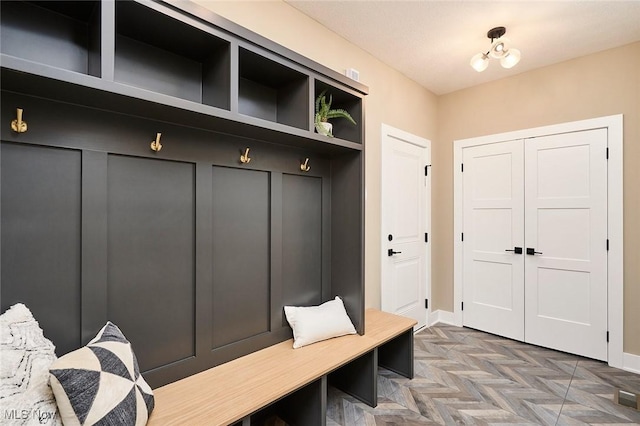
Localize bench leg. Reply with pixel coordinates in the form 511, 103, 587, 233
329, 349, 378, 407
277, 376, 327, 426
378, 328, 414, 379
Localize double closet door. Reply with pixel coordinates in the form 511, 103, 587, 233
462, 129, 608, 361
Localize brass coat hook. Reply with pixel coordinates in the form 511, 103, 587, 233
240, 147, 251, 164
300, 158, 310, 172
11, 108, 27, 133
150, 133, 162, 152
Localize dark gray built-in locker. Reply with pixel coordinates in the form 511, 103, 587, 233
0, 0, 367, 388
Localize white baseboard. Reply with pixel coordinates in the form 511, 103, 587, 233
623, 352, 640, 374
429, 309, 456, 326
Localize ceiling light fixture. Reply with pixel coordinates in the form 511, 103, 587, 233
470, 26, 521, 72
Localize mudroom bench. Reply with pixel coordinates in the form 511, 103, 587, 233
148, 309, 416, 426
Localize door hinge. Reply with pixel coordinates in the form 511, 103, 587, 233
461, 232, 464, 242
425, 299, 429, 309
606, 147, 609, 159
461, 163, 464, 172
607, 239, 610, 251
607, 331, 610, 342
461, 301, 464, 311
425, 233, 429, 243
425, 165, 431, 176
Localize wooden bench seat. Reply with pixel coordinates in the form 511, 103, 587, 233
148, 309, 416, 426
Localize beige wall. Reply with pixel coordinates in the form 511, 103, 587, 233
191, 1, 439, 310
435, 42, 640, 355
190, 1, 639, 356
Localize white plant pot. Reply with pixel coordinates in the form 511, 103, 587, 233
315, 121, 333, 137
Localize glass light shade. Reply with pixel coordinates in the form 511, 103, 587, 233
500, 48, 521, 69
470, 52, 489, 72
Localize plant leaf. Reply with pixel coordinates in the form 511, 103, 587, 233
326, 109, 357, 125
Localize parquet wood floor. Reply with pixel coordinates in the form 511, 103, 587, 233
325, 324, 640, 425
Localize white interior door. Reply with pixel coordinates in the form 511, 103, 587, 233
524, 129, 608, 360
462, 140, 525, 340
381, 125, 430, 330
455, 115, 622, 367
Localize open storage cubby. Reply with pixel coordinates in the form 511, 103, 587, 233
0, 1, 101, 77
315, 80, 363, 144
239, 47, 309, 130
115, 1, 231, 109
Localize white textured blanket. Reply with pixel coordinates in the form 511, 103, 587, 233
0, 303, 61, 425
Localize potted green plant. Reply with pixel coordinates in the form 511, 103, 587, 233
314, 90, 357, 137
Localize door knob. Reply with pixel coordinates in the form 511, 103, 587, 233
505, 247, 523, 254
526, 248, 543, 255
388, 249, 402, 256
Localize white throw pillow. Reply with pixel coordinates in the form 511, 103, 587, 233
284, 296, 356, 348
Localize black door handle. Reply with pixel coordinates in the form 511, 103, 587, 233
388, 249, 402, 256
505, 247, 523, 254
526, 248, 543, 255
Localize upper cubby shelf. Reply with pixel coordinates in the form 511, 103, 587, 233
239, 47, 309, 131
1, 1, 101, 77
115, 1, 231, 110
0, 0, 367, 153
314, 79, 363, 144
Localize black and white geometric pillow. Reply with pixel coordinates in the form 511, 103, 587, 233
49, 322, 154, 425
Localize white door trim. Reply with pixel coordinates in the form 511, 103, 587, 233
381, 123, 431, 329
453, 114, 623, 369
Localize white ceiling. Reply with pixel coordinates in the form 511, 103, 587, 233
285, 1, 640, 95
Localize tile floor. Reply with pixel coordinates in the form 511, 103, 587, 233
325, 324, 640, 425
